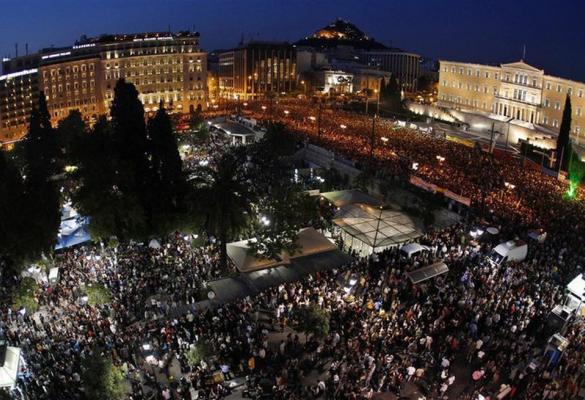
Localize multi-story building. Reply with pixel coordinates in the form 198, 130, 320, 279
0, 69, 38, 142
438, 60, 585, 144
218, 41, 297, 99
0, 31, 208, 142
357, 50, 421, 91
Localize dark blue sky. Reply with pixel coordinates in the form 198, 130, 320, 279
1, 0, 584, 81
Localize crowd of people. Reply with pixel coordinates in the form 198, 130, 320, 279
2, 99, 585, 399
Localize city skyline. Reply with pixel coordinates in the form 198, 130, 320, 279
1, 0, 584, 81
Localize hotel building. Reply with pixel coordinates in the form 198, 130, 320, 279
438, 60, 585, 144
218, 41, 297, 99
0, 31, 208, 142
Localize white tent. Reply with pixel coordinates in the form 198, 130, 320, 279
333, 203, 423, 255
148, 239, 161, 249
0, 346, 21, 389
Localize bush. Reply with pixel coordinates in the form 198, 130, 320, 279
294, 304, 330, 339
86, 284, 112, 306
12, 277, 38, 313
185, 342, 211, 367
82, 350, 128, 400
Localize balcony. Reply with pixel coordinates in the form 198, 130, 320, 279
500, 78, 541, 90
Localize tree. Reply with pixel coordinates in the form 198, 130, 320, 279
57, 110, 87, 166
82, 349, 128, 400
556, 94, 572, 171
19, 97, 61, 261
11, 277, 38, 313
249, 184, 319, 260
73, 117, 147, 241
193, 151, 254, 269
261, 122, 299, 157
86, 284, 112, 306
148, 104, 190, 233
0, 151, 30, 273
294, 304, 330, 340
381, 75, 402, 114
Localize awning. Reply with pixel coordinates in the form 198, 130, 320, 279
227, 227, 338, 273
407, 261, 449, 284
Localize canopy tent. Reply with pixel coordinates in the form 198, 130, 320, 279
321, 189, 383, 208
407, 261, 449, 284
148, 239, 162, 249
333, 203, 423, 255
55, 213, 91, 250
227, 227, 338, 273
0, 346, 21, 389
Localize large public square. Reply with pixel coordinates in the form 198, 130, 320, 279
1, 2, 585, 400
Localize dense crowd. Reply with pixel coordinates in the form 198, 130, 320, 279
2, 100, 585, 399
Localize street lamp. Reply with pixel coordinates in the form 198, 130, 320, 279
340, 124, 347, 130
381, 137, 389, 143
436, 155, 446, 162
284, 110, 290, 116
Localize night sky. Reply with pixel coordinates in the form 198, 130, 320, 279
1, 0, 584, 81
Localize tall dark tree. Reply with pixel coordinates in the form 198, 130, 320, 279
110, 80, 152, 210
0, 152, 29, 274
556, 94, 572, 171
57, 110, 87, 165
11, 96, 62, 267
148, 104, 189, 232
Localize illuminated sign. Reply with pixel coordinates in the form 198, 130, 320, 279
41, 51, 71, 60
0, 69, 38, 81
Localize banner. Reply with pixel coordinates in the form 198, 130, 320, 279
410, 176, 471, 206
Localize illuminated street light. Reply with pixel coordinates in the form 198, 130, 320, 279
309, 116, 316, 121
260, 215, 271, 226
381, 137, 389, 143
284, 110, 290, 115
243, 102, 248, 106
412, 162, 419, 170
261, 105, 267, 111
504, 182, 516, 190
436, 155, 446, 162
340, 124, 347, 129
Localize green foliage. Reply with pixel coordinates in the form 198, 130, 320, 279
261, 122, 299, 157
188, 110, 205, 132
57, 110, 87, 166
556, 94, 572, 171
12, 277, 38, 313
250, 185, 320, 260
192, 150, 254, 269
82, 350, 128, 400
294, 304, 330, 339
86, 284, 112, 306
185, 342, 211, 367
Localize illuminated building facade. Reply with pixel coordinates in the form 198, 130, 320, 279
438, 60, 585, 144
0, 31, 208, 142
219, 42, 297, 99
0, 69, 38, 142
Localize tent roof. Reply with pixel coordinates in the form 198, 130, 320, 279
321, 190, 383, 208
0, 346, 20, 389
227, 227, 338, 273
407, 261, 449, 284
333, 203, 423, 248
209, 249, 352, 303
